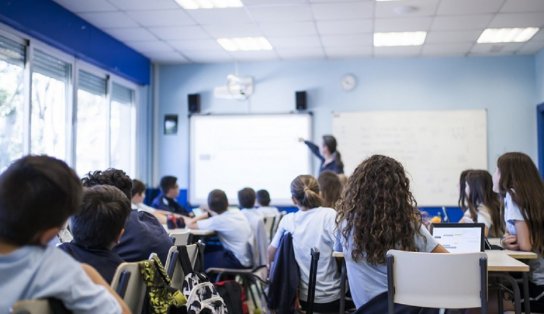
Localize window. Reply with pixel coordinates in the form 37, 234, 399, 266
0, 35, 25, 171
75, 70, 107, 175
110, 82, 136, 177
31, 49, 71, 160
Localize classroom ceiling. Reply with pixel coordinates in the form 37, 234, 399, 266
52, 0, 544, 64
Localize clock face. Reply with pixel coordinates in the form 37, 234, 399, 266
341, 74, 357, 91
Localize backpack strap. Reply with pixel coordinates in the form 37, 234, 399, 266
177, 245, 195, 275
151, 254, 172, 286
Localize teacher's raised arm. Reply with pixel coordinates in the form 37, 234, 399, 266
300, 135, 344, 174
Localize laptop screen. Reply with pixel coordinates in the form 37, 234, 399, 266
430, 223, 485, 253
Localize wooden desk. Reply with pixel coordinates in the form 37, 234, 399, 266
167, 228, 216, 237
488, 238, 538, 260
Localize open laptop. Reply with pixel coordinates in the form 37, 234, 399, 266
430, 223, 485, 253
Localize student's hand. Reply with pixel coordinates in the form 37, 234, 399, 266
502, 234, 519, 250
298, 137, 305, 143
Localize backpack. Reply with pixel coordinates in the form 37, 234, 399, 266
178, 245, 228, 314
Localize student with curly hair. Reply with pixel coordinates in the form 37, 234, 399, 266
459, 170, 503, 237
336, 155, 447, 309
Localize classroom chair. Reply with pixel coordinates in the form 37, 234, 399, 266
386, 250, 488, 314
305, 247, 320, 314
164, 242, 204, 290
10, 300, 54, 314
262, 215, 277, 242
110, 261, 147, 314
168, 232, 193, 246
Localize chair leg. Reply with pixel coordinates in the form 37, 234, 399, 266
497, 286, 504, 314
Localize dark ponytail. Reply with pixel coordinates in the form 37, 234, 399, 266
291, 175, 322, 209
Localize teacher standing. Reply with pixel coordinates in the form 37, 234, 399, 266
300, 135, 344, 174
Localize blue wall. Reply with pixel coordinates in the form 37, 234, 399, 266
0, 0, 150, 85
157, 55, 538, 195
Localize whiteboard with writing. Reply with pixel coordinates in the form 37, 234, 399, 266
332, 110, 487, 206
190, 114, 312, 205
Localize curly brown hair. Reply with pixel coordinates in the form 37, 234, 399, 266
336, 155, 423, 265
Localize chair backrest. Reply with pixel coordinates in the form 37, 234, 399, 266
386, 250, 487, 312
111, 262, 147, 314
262, 216, 276, 242
164, 243, 201, 290
168, 232, 192, 246
10, 300, 53, 314
306, 248, 320, 314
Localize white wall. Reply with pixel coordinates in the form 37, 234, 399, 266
157, 55, 538, 189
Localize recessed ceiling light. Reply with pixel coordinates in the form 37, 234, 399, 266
374, 32, 427, 47
175, 0, 243, 10
217, 37, 273, 52
477, 28, 539, 43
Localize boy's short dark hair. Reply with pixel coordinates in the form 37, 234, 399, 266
0, 155, 82, 246
132, 179, 146, 197
82, 169, 132, 199
71, 185, 131, 249
160, 176, 177, 193
208, 189, 228, 214
238, 187, 256, 209
256, 189, 271, 206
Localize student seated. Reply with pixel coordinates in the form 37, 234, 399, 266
336, 155, 447, 309
184, 189, 253, 270
151, 175, 193, 217
459, 170, 502, 237
132, 179, 184, 225
268, 175, 343, 313
318, 171, 343, 209
82, 169, 172, 264
238, 187, 268, 266
255, 189, 280, 217
60, 185, 131, 283
0, 156, 129, 313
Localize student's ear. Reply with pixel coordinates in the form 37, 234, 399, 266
38, 227, 61, 245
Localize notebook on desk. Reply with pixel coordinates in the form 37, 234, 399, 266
431, 223, 485, 253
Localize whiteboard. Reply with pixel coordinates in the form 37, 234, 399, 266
332, 110, 487, 206
189, 114, 312, 205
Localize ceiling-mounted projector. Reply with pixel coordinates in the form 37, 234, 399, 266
214, 74, 254, 100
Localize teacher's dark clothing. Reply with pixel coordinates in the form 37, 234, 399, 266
303, 140, 344, 174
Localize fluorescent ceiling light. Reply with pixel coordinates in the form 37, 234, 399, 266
217, 37, 273, 52
477, 28, 539, 43
374, 31, 427, 47
175, 0, 243, 9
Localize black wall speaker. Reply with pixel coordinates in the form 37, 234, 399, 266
295, 91, 307, 111
188, 94, 200, 114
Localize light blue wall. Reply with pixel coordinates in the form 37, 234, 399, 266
537, 50, 544, 103
158, 56, 538, 188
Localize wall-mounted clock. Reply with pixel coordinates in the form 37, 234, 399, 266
341, 74, 357, 91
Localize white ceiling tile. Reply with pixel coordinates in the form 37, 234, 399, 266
182, 50, 233, 63
517, 41, 544, 54
149, 26, 211, 40
259, 22, 317, 37
53, 0, 117, 13
170, 39, 223, 51
276, 48, 325, 59
243, 0, 306, 5
126, 10, 195, 27
324, 46, 372, 58
316, 19, 372, 35
488, 13, 544, 28
203, 24, 262, 38
231, 51, 279, 61
501, 0, 544, 13
431, 15, 494, 31
188, 8, 253, 25
376, 0, 440, 18
531, 30, 544, 42
374, 17, 433, 32
425, 30, 481, 44
421, 43, 473, 56
374, 46, 422, 57
79, 12, 138, 28
311, 2, 374, 20
148, 51, 189, 64
321, 34, 373, 47
103, 27, 157, 41
107, 0, 179, 11
436, 0, 504, 16
125, 40, 175, 53
470, 42, 525, 55
248, 5, 313, 22
267, 36, 322, 48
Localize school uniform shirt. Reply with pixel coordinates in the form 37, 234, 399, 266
197, 209, 253, 267
503, 192, 544, 285
151, 193, 193, 217
59, 242, 124, 284
256, 206, 281, 217
270, 207, 342, 304
114, 210, 172, 264
0, 245, 120, 314
460, 204, 493, 230
132, 202, 157, 215
336, 224, 439, 308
